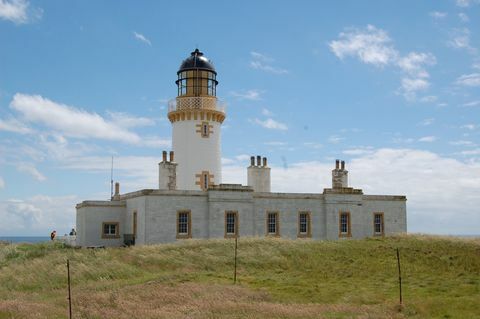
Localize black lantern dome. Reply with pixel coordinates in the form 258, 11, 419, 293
176, 49, 218, 97
178, 49, 216, 75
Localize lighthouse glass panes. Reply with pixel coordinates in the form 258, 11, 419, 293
267, 212, 278, 235
374, 213, 384, 236
177, 70, 216, 97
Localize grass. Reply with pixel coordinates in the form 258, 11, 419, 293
0, 235, 479, 318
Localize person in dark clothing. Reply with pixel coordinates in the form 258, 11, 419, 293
50, 230, 56, 241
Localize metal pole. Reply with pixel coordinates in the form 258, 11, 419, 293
233, 236, 238, 284
67, 259, 72, 319
396, 248, 403, 305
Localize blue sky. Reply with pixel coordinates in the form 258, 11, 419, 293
0, 0, 479, 236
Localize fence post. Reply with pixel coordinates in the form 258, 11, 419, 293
396, 248, 402, 306
233, 236, 238, 284
67, 259, 72, 319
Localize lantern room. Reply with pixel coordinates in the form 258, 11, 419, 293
176, 49, 218, 97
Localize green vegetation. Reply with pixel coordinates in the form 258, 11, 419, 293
0, 235, 479, 318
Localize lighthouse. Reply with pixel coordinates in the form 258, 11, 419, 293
167, 49, 226, 191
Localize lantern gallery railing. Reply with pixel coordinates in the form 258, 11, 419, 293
168, 97, 226, 113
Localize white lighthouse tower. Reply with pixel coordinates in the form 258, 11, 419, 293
168, 49, 226, 191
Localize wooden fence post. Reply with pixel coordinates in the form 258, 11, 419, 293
233, 236, 238, 284
67, 259, 72, 319
396, 248, 403, 306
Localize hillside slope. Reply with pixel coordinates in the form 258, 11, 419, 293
0, 235, 479, 318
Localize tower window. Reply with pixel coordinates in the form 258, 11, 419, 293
266, 212, 279, 236
373, 213, 384, 236
177, 211, 191, 238
339, 212, 351, 237
298, 212, 311, 238
225, 211, 238, 237
195, 171, 213, 190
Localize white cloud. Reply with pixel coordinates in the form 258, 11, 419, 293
418, 136, 436, 142
455, 0, 480, 7
419, 118, 435, 126
16, 162, 46, 181
329, 25, 436, 100
419, 96, 438, 103
0, 0, 41, 24
265, 141, 287, 146
328, 135, 345, 144
230, 89, 263, 100
222, 148, 480, 234
0, 195, 77, 236
448, 28, 475, 53
429, 11, 447, 19
462, 100, 480, 107
107, 111, 155, 128
455, 73, 480, 87
0, 117, 32, 134
460, 124, 477, 130
458, 13, 469, 22
460, 148, 480, 155
328, 25, 398, 67
133, 31, 151, 46
9, 93, 169, 147
342, 147, 374, 155
249, 51, 288, 74
450, 140, 475, 146
250, 118, 288, 130
261, 108, 274, 116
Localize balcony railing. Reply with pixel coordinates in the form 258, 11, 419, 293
168, 96, 226, 113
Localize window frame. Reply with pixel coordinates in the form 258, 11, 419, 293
266, 211, 280, 236
176, 210, 192, 239
373, 212, 385, 237
224, 211, 239, 238
102, 222, 120, 239
297, 211, 311, 238
338, 211, 351, 238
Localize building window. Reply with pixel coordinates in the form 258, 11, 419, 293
177, 211, 191, 238
225, 211, 238, 238
373, 213, 384, 236
298, 212, 311, 238
102, 222, 119, 239
203, 172, 209, 190
195, 171, 213, 191
339, 212, 351, 237
266, 212, 279, 236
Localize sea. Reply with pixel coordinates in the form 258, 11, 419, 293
0, 236, 51, 244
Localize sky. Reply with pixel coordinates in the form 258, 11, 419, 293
0, 0, 479, 236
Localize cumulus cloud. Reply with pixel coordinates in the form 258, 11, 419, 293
0, 195, 77, 236
107, 111, 155, 128
133, 31, 151, 46
462, 100, 480, 107
222, 148, 480, 234
9, 93, 169, 147
230, 89, 263, 100
16, 162, 46, 181
329, 25, 436, 100
448, 28, 475, 53
249, 51, 288, 74
250, 118, 288, 130
0, 0, 41, 24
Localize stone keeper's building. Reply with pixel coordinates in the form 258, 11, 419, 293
75, 49, 407, 247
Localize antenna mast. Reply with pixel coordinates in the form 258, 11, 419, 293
110, 156, 114, 200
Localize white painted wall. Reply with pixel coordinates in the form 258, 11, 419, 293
172, 120, 222, 190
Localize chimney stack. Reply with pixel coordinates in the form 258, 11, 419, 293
256, 155, 261, 166
114, 182, 120, 196
247, 154, 271, 192
262, 157, 267, 167
250, 156, 255, 167
341, 160, 345, 170
162, 151, 167, 162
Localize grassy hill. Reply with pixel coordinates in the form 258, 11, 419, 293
0, 235, 479, 318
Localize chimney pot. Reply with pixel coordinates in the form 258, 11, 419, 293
341, 160, 345, 170
335, 159, 340, 169
250, 156, 255, 166
169, 151, 174, 162
256, 155, 261, 166
162, 151, 167, 162
263, 157, 267, 167
114, 182, 120, 196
